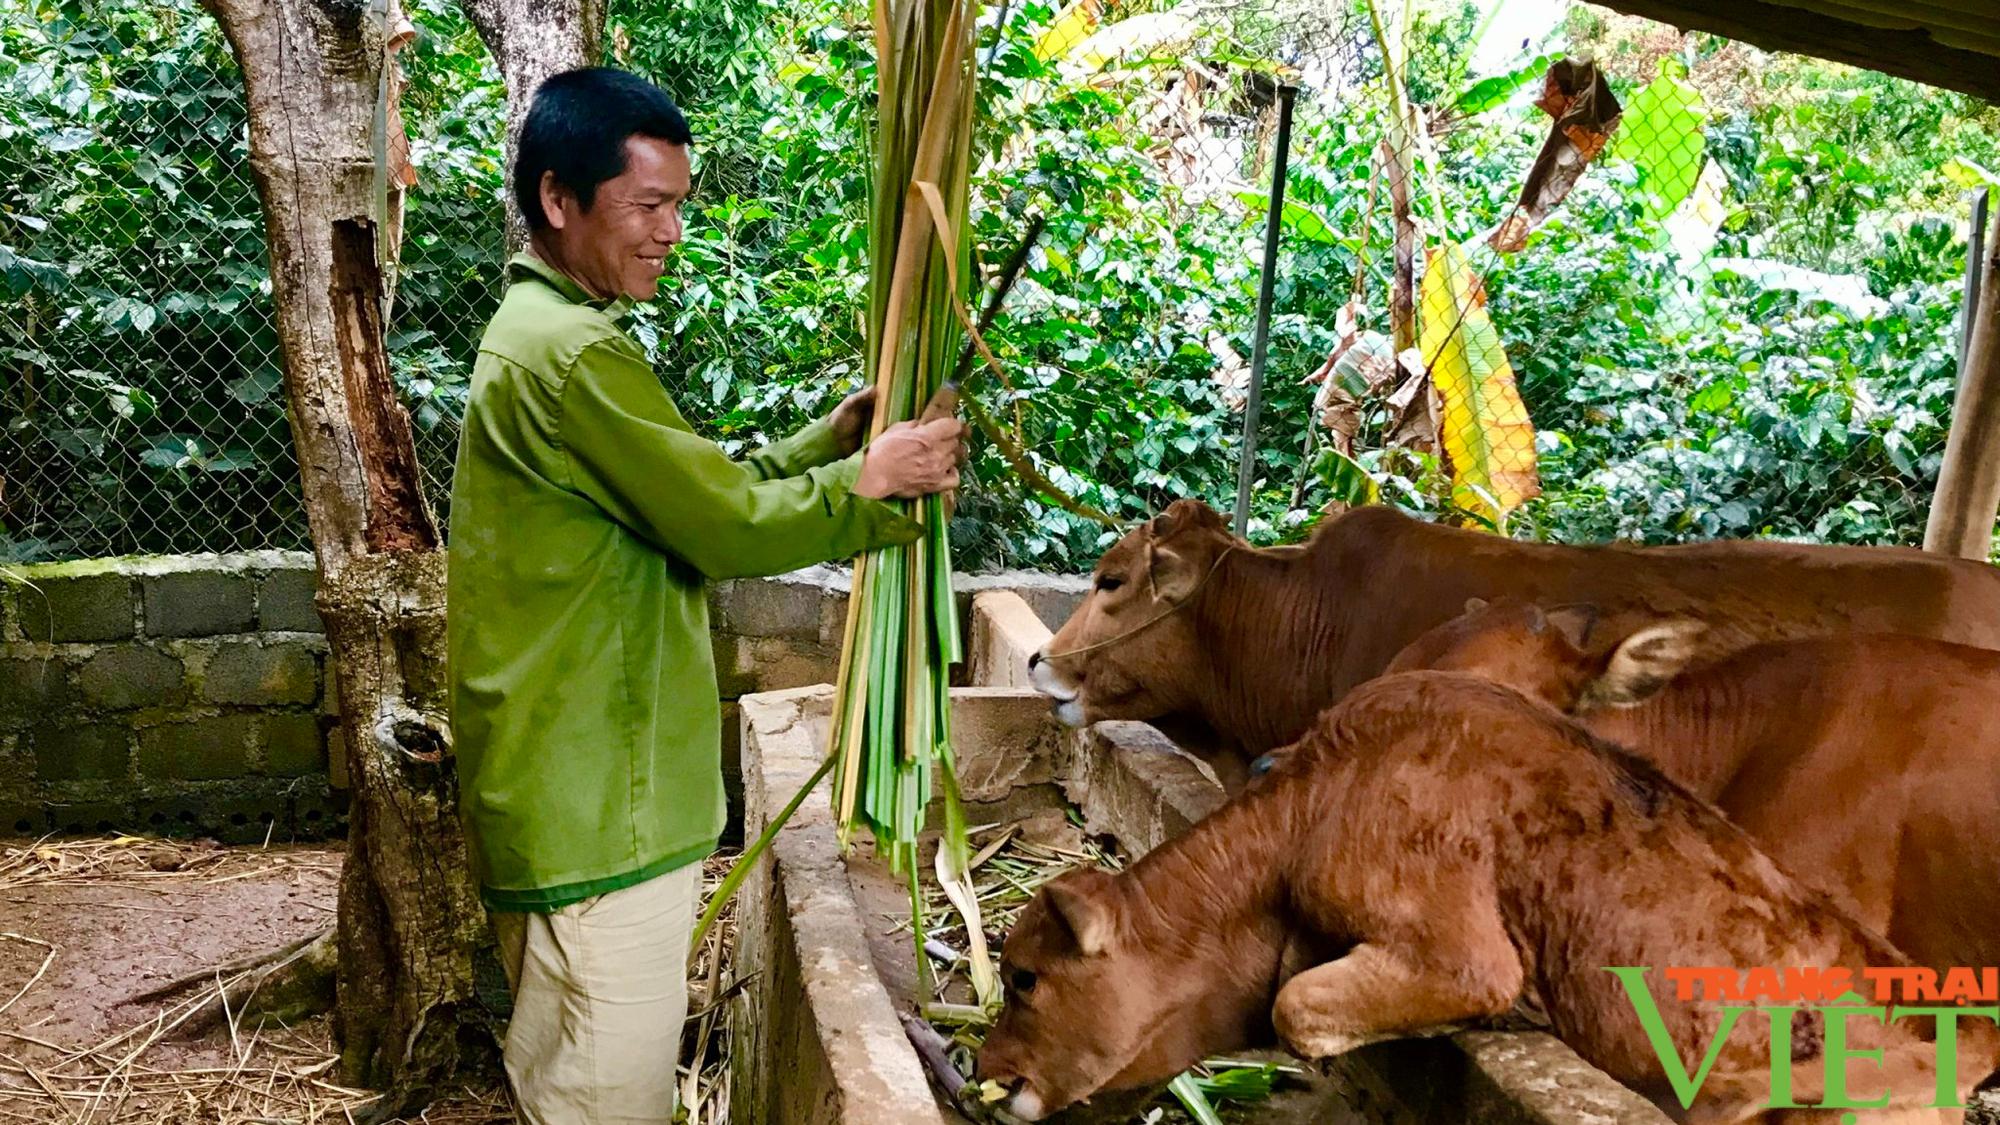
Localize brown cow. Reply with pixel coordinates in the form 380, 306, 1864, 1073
1028, 499, 2000, 763
976, 673, 2000, 1124
1382, 597, 2000, 975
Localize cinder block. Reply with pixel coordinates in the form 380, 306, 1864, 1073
716, 576, 825, 642
258, 568, 325, 633
138, 715, 257, 781
0, 658, 70, 730
0, 799, 43, 835
201, 641, 321, 705
32, 722, 133, 782
262, 713, 328, 776
75, 645, 185, 709
142, 570, 256, 638
288, 785, 349, 840
15, 572, 135, 642
817, 586, 854, 647
715, 635, 836, 700
952, 571, 1091, 632
45, 799, 137, 834
134, 786, 281, 844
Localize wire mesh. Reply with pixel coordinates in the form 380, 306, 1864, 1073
3, 0, 1993, 568
0, 0, 493, 561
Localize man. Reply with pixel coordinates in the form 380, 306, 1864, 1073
445, 67, 966, 1123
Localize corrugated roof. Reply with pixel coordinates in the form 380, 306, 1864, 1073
1595, 0, 2000, 101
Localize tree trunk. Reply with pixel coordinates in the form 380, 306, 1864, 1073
1926, 214, 2000, 560
460, 0, 607, 250
203, 0, 495, 1113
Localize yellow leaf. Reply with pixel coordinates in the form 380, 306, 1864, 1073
1033, 0, 1102, 61
1419, 242, 1539, 526
1058, 12, 1197, 74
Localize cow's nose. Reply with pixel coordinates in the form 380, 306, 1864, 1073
1027, 650, 1042, 670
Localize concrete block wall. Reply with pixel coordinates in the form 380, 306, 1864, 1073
0, 554, 1089, 843
0, 553, 337, 843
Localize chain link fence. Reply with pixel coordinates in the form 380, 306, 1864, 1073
4, 0, 1993, 569
0, 0, 495, 561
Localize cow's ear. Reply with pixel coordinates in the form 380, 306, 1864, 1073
1044, 870, 1119, 957
1145, 539, 1202, 603
1545, 604, 1599, 652
1588, 620, 1705, 706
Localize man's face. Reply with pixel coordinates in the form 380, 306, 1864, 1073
538, 135, 689, 302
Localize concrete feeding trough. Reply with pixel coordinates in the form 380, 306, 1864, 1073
729, 593, 1671, 1125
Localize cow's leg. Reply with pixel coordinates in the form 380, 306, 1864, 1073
1271, 927, 1522, 1060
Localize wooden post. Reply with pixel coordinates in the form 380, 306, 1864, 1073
1925, 206, 2000, 560
1955, 190, 1989, 384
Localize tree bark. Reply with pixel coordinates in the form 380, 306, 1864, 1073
202, 0, 495, 1114
459, 0, 607, 251
1926, 218, 2000, 560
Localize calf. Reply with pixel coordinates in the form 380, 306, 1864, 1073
976, 673, 1999, 1124
1029, 499, 2000, 761
1383, 598, 2000, 975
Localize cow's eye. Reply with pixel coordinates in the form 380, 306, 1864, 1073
1095, 575, 1124, 593
1010, 968, 1038, 994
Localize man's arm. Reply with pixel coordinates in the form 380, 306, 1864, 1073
741, 385, 879, 481
740, 415, 845, 482
559, 337, 922, 579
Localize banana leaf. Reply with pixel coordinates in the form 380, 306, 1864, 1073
1418, 241, 1540, 527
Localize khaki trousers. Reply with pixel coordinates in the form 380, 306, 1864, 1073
493, 862, 702, 1125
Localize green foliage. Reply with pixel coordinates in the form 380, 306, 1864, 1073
5, 0, 1995, 568
1610, 68, 1707, 220
0, 0, 500, 560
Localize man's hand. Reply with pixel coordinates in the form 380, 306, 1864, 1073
828, 387, 876, 457
854, 417, 970, 500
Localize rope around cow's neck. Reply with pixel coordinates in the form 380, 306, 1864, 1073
1040, 546, 1239, 660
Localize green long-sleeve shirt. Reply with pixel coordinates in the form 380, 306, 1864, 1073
446, 253, 921, 911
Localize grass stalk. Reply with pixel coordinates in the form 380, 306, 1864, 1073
828, 0, 998, 1018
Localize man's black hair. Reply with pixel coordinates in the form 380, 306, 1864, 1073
513, 67, 692, 230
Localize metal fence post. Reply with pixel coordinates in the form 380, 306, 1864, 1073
1232, 82, 1300, 540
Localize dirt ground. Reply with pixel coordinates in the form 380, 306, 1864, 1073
0, 834, 510, 1123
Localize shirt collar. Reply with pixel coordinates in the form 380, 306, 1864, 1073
507, 252, 637, 323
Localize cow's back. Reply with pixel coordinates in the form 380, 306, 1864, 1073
1323, 508, 2000, 689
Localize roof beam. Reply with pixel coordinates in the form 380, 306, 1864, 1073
1592, 0, 2000, 102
